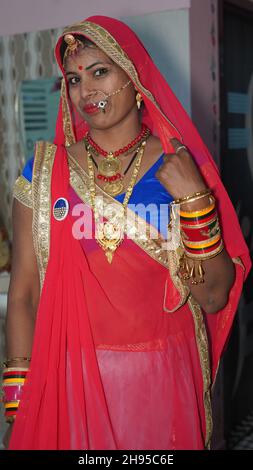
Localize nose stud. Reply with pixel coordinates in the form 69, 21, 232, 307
97, 100, 108, 112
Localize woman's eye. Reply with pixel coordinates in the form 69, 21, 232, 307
68, 76, 80, 86
94, 68, 108, 77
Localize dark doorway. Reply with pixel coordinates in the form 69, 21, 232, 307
219, 0, 253, 448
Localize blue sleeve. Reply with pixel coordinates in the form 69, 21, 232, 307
21, 156, 34, 183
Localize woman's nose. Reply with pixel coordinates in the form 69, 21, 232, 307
79, 79, 95, 101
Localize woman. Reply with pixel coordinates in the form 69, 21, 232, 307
2, 15, 251, 450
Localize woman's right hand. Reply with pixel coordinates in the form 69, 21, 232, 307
2, 422, 14, 449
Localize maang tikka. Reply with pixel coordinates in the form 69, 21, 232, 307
63, 34, 83, 62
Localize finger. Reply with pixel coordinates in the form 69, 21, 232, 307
163, 153, 175, 162
170, 138, 188, 155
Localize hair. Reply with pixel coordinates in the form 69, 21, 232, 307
60, 34, 96, 65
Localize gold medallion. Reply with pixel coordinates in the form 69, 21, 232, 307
103, 181, 124, 196
98, 152, 122, 177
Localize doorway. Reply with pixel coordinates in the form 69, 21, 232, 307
219, 0, 253, 448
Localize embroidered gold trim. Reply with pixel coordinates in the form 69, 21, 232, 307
60, 21, 183, 143
232, 256, 245, 271
32, 141, 57, 289
13, 175, 32, 208
61, 79, 76, 147
163, 246, 190, 313
96, 338, 165, 352
187, 295, 212, 449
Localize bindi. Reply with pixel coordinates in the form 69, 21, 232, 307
78, 65, 83, 70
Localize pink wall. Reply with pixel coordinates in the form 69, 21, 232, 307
0, 0, 190, 36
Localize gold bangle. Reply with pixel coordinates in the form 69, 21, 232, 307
2, 357, 31, 368
179, 193, 212, 207
173, 189, 211, 205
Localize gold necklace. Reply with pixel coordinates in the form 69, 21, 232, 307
83, 127, 150, 197
87, 141, 146, 263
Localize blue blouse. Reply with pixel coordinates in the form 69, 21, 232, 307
22, 153, 173, 238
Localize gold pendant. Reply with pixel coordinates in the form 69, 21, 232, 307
103, 181, 124, 196
96, 222, 124, 263
98, 152, 121, 177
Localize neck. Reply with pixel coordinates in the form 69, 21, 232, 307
88, 110, 142, 152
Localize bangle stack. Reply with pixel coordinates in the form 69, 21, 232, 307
1, 357, 30, 423
171, 189, 224, 285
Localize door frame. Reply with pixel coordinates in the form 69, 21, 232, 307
218, 0, 253, 172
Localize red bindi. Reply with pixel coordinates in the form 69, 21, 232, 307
78, 65, 83, 70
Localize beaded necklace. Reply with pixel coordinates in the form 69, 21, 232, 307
83, 124, 150, 196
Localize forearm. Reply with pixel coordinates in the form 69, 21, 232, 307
5, 297, 37, 367
185, 248, 235, 313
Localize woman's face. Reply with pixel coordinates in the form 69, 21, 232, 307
64, 44, 137, 130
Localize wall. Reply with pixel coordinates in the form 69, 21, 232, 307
0, 0, 190, 36
0, 27, 63, 233
190, 0, 220, 163
124, 11, 191, 114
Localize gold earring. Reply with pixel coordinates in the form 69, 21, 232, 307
136, 92, 142, 110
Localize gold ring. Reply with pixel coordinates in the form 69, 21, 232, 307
176, 145, 187, 154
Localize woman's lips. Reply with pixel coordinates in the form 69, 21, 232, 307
83, 103, 99, 114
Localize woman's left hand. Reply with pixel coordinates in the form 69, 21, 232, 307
155, 138, 207, 199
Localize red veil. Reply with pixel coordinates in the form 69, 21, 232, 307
9, 16, 251, 450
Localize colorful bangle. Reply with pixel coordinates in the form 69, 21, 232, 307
181, 216, 219, 242
180, 198, 216, 219
178, 196, 224, 284
1, 367, 28, 423
180, 207, 217, 227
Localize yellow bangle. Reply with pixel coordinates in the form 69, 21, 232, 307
180, 199, 215, 218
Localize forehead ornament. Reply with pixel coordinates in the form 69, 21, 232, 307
63, 34, 83, 62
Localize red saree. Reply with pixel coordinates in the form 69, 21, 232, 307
9, 16, 251, 450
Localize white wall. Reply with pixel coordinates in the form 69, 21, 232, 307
124, 10, 191, 115
0, 0, 190, 36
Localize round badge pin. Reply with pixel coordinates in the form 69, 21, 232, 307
53, 197, 69, 221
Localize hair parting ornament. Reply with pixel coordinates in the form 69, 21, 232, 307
63, 34, 84, 62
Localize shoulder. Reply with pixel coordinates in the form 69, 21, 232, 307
141, 135, 164, 170
13, 141, 58, 209
147, 135, 164, 157
12, 156, 34, 209
20, 141, 58, 183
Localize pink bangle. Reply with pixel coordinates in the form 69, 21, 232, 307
2, 384, 24, 403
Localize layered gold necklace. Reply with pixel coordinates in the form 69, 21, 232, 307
83, 124, 150, 196
86, 140, 147, 263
